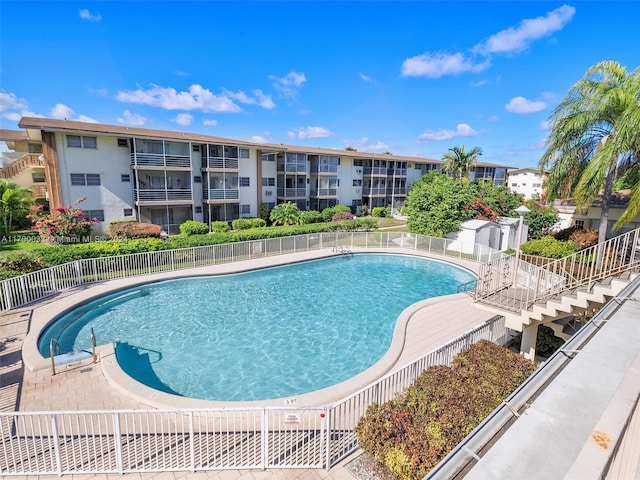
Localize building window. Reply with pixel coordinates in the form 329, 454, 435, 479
239, 148, 250, 159
262, 177, 275, 187
28, 143, 43, 154
123, 208, 133, 217
266, 202, 275, 210
239, 177, 250, 187
352, 199, 362, 207
121, 174, 131, 182
67, 135, 97, 149
533, 183, 542, 188
262, 153, 276, 162
352, 179, 362, 187
84, 210, 105, 222
32, 172, 46, 183
194, 176, 202, 183
574, 220, 585, 230
117, 138, 128, 147
353, 159, 363, 167
240, 204, 251, 215
194, 206, 202, 213
511, 183, 518, 187
192, 144, 201, 152
70, 173, 101, 186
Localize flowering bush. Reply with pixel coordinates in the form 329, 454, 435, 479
331, 211, 355, 221
27, 204, 99, 243
109, 221, 162, 239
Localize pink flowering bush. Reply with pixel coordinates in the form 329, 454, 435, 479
331, 211, 355, 221
27, 204, 99, 243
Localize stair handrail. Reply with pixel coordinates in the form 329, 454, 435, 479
475, 226, 640, 311
49, 337, 61, 375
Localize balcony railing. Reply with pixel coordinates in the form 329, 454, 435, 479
0, 153, 44, 179
30, 184, 48, 199
387, 168, 407, 176
204, 189, 240, 200
363, 167, 387, 175
277, 188, 307, 198
277, 165, 308, 173
201, 158, 239, 170
363, 187, 387, 196
131, 153, 191, 169
134, 189, 193, 202
311, 188, 337, 197
311, 165, 338, 173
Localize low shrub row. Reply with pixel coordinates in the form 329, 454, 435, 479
520, 235, 578, 258
355, 340, 535, 480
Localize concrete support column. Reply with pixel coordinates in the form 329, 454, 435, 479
521, 322, 540, 360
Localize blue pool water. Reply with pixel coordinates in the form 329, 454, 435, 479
39, 254, 475, 401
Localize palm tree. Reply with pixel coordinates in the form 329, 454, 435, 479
442, 145, 483, 182
269, 202, 303, 226
0, 179, 33, 236
540, 61, 640, 244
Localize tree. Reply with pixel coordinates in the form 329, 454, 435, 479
540, 61, 640, 244
269, 202, 303, 226
523, 199, 560, 240
405, 172, 476, 237
0, 179, 33, 236
442, 145, 483, 182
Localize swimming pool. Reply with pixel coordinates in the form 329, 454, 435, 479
39, 254, 475, 401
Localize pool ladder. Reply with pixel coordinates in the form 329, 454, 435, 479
333, 245, 352, 255
50, 328, 97, 375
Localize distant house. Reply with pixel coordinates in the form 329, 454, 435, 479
552, 190, 640, 235
507, 168, 547, 200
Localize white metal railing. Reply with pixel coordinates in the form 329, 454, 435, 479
131, 153, 191, 169
0, 232, 506, 313
205, 188, 239, 200
134, 189, 193, 202
0, 316, 506, 475
474, 227, 640, 312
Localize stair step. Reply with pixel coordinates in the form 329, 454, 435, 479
53, 350, 93, 366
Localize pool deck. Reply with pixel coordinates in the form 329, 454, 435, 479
0, 248, 497, 479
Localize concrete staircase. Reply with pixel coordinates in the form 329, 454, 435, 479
473, 227, 640, 357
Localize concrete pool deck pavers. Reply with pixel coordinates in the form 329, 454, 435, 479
1, 248, 497, 478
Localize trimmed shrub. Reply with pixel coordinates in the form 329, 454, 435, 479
300, 210, 324, 225
520, 236, 578, 258
372, 207, 386, 218
331, 211, 355, 221
321, 205, 351, 222
179, 220, 209, 236
355, 340, 535, 479
553, 227, 598, 250
210, 221, 231, 233
232, 218, 267, 230
109, 221, 162, 239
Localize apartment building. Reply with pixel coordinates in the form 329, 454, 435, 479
507, 167, 547, 200
5, 117, 509, 234
0, 129, 48, 204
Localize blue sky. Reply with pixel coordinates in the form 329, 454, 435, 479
1, 1, 638, 168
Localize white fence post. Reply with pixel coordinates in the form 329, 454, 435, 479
113, 413, 124, 473
51, 415, 63, 475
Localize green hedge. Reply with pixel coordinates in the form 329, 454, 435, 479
355, 340, 535, 480
179, 220, 209, 236
520, 236, 578, 258
231, 218, 267, 230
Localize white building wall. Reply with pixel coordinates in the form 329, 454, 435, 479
54, 132, 133, 235
190, 145, 203, 222
336, 156, 362, 208
260, 153, 277, 208
238, 148, 258, 218
507, 170, 545, 200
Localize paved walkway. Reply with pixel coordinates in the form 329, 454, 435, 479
1, 248, 496, 479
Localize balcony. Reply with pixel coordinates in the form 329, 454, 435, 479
131, 153, 191, 169
277, 188, 307, 198
311, 188, 338, 197
311, 165, 338, 174
201, 158, 239, 170
277, 164, 308, 174
363, 167, 387, 176
30, 184, 48, 199
363, 187, 387, 196
203, 189, 240, 202
134, 189, 193, 204
387, 168, 407, 177
0, 153, 44, 179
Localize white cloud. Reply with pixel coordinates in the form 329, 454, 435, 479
251, 135, 269, 143
79, 9, 102, 22
359, 73, 380, 86
117, 110, 146, 126
174, 70, 189, 77
116, 84, 241, 113
50, 103, 98, 123
286, 131, 296, 139
203, 119, 218, 126
488, 115, 500, 122
223, 88, 275, 110
473, 5, 575, 55
417, 123, 479, 142
173, 113, 193, 126
270, 71, 307, 97
505, 96, 547, 113
0, 92, 39, 124
401, 52, 489, 78
292, 126, 332, 139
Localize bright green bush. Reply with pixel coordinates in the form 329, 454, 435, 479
231, 218, 267, 230
371, 207, 386, 218
300, 210, 323, 224
321, 205, 351, 222
210, 221, 230, 233
179, 220, 209, 236
355, 340, 535, 480
520, 236, 578, 258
